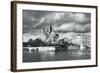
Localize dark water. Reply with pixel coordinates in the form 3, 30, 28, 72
23, 48, 91, 62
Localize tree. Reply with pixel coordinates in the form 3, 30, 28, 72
33, 38, 46, 46
28, 38, 34, 44
27, 38, 34, 46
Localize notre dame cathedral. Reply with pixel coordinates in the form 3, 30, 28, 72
42, 24, 59, 44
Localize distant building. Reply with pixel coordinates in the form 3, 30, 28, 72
71, 33, 91, 47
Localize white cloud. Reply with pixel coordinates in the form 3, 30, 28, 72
54, 23, 75, 31
53, 13, 65, 20
33, 13, 66, 28
54, 23, 90, 33
74, 13, 85, 21
33, 17, 46, 27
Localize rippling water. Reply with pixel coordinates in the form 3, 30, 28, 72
23, 47, 91, 62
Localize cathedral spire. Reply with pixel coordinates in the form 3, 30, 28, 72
50, 24, 52, 33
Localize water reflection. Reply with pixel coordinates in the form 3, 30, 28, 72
23, 47, 91, 62
39, 51, 55, 61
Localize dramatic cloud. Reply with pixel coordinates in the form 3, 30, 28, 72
23, 10, 91, 34
55, 23, 90, 33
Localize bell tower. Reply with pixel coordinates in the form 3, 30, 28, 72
50, 24, 54, 33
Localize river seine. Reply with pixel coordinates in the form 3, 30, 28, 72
23, 47, 91, 62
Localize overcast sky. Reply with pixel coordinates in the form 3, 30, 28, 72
23, 10, 91, 34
